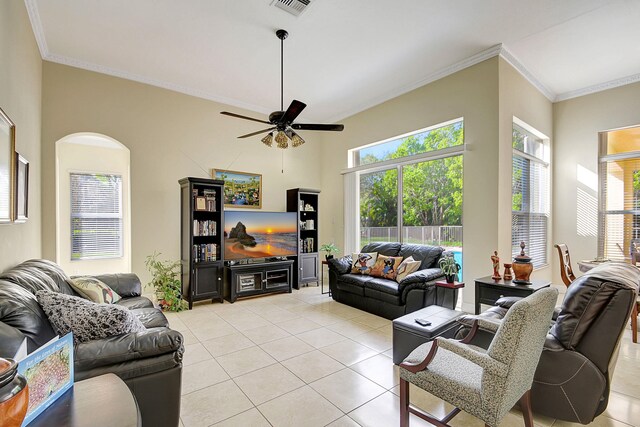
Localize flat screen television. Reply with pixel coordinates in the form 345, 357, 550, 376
224, 211, 298, 260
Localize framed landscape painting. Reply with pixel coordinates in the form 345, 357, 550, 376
212, 169, 262, 209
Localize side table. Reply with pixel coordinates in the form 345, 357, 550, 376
321, 260, 331, 296
435, 280, 464, 310
29, 373, 140, 427
474, 276, 551, 314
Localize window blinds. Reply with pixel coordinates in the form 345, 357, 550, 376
70, 173, 123, 260
599, 157, 640, 262
512, 125, 550, 268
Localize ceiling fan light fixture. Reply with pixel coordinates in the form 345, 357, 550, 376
291, 132, 305, 147
261, 132, 274, 147
275, 130, 288, 149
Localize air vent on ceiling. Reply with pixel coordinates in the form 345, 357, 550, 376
271, 0, 312, 17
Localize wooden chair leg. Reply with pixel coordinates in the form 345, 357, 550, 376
632, 303, 638, 344
400, 378, 410, 427
519, 390, 534, 427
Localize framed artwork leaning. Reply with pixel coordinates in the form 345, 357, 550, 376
0, 107, 16, 223
212, 169, 262, 209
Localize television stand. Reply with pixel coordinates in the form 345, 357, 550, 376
225, 260, 294, 303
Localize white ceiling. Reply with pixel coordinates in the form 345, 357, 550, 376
26, 0, 640, 122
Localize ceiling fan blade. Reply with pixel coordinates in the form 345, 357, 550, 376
280, 100, 307, 124
221, 111, 271, 125
238, 127, 276, 139
291, 123, 344, 132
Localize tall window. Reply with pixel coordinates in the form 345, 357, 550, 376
511, 121, 550, 268
350, 119, 464, 273
70, 173, 123, 260
598, 127, 640, 262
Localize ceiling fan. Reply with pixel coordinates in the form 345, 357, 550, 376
220, 29, 344, 149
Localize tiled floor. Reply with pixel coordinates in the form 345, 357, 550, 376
165, 286, 640, 427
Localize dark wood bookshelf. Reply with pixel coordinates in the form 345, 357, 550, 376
179, 177, 225, 308
287, 188, 320, 289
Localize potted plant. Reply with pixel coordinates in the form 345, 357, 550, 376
320, 243, 340, 260
145, 252, 188, 312
439, 254, 461, 283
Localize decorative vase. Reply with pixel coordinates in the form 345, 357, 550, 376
0, 358, 29, 427
503, 263, 513, 281
512, 241, 533, 285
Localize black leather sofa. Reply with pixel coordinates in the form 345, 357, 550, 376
327, 242, 445, 319
0, 259, 184, 427
456, 262, 639, 424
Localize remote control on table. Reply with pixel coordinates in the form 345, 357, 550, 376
415, 318, 432, 327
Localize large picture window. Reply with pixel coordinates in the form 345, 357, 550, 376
598, 127, 640, 262
511, 121, 550, 268
70, 173, 123, 260
350, 119, 464, 273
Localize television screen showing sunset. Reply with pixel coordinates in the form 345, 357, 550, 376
224, 211, 297, 260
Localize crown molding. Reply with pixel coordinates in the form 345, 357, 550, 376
326, 44, 505, 122
43, 52, 274, 117
24, 0, 48, 58
555, 72, 640, 102
497, 46, 555, 101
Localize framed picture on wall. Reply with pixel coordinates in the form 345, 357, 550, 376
15, 153, 29, 222
0, 107, 16, 223
211, 169, 262, 209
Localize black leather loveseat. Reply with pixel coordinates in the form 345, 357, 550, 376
0, 259, 184, 427
327, 242, 445, 319
456, 262, 639, 424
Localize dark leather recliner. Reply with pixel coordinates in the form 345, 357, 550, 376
328, 242, 446, 320
456, 262, 639, 424
0, 259, 184, 427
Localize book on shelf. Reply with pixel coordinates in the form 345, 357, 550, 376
193, 243, 218, 262
193, 220, 217, 236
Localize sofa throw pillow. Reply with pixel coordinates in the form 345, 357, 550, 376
395, 256, 422, 283
68, 276, 121, 304
369, 255, 403, 280
351, 252, 378, 275
36, 289, 146, 344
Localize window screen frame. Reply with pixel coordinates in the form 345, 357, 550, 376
598, 129, 640, 262
70, 171, 124, 261
511, 120, 550, 269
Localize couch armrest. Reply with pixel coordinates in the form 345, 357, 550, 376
398, 268, 443, 286
397, 268, 444, 304
90, 273, 142, 297
75, 327, 183, 371
327, 255, 352, 275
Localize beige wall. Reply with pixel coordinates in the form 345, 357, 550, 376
56, 135, 131, 275
553, 81, 640, 280
0, 2, 42, 271
498, 58, 553, 282
42, 62, 322, 286
319, 57, 501, 312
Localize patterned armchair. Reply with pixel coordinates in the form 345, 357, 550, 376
398, 288, 558, 427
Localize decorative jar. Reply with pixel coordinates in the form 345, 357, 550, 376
512, 241, 533, 285
0, 358, 29, 427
